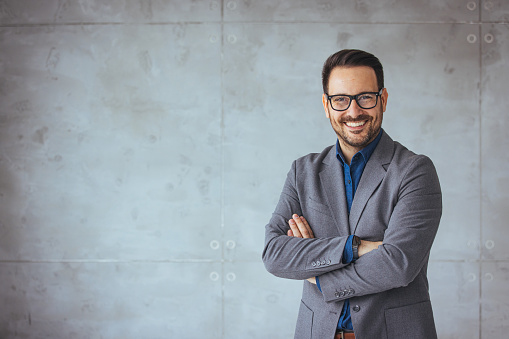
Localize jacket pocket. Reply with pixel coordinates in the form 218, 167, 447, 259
384, 300, 437, 339
294, 300, 313, 339
307, 197, 332, 217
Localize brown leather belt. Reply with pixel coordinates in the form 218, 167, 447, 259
334, 331, 355, 339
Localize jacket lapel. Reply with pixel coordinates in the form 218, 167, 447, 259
319, 147, 350, 236
349, 131, 394, 234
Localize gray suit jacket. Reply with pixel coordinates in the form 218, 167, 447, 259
262, 130, 442, 339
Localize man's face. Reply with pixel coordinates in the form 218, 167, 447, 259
322, 66, 388, 154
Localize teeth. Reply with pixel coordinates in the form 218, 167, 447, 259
345, 121, 366, 127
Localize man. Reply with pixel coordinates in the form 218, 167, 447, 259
262, 49, 442, 339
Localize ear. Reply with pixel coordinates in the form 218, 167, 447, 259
381, 88, 388, 112
322, 94, 330, 119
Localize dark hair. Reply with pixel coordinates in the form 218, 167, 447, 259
321, 49, 384, 94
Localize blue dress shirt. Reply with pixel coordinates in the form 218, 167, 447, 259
315, 129, 383, 331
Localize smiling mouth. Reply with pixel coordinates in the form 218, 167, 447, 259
344, 120, 367, 128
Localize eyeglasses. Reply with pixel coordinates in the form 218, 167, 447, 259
327, 88, 384, 111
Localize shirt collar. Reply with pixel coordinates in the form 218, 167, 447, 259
336, 129, 383, 166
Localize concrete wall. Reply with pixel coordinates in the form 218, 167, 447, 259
1, 0, 508, 338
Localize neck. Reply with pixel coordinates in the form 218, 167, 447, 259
337, 141, 360, 165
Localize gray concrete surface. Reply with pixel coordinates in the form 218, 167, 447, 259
1, 0, 508, 338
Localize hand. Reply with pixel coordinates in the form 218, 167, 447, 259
287, 214, 314, 239
358, 240, 383, 257
287, 215, 317, 284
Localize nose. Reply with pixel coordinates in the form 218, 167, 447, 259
347, 98, 364, 116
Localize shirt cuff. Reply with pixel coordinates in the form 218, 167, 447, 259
342, 235, 355, 264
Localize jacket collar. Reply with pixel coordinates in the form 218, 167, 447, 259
320, 130, 394, 235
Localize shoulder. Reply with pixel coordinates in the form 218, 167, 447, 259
293, 145, 334, 171
360, 131, 437, 176
387, 140, 441, 195
391, 141, 436, 172
376, 132, 439, 186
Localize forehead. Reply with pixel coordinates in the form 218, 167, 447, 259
328, 66, 378, 94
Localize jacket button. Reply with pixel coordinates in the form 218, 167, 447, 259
326, 259, 331, 264
352, 305, 360, 312
321, 260, 326, 265
311, 262, 316, 267
335, 292, 341, 298
316, 261, 321, 267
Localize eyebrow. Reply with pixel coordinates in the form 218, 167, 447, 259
328, 90, 379, 96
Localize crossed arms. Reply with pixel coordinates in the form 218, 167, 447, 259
262, 155, 442, 301
287, 213, 382, 284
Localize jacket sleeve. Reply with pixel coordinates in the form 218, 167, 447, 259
262, 160, 351, 280
318, 155, 442, 302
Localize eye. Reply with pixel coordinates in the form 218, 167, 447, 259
358, 93, 375, 101
331, 96, 348, 103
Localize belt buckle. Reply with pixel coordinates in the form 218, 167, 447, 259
337, 331, 344, 339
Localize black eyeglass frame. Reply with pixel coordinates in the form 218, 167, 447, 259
326, 88, 384, 111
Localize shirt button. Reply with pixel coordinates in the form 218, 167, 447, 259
347, 180, 351, 184
353, 305, 361, 312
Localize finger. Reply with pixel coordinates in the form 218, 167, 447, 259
300, 216, 314, 238
287, 229, 294, 237
293, 214, 312, 238
288, 218, 302, 238
293, 214, 312, 239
